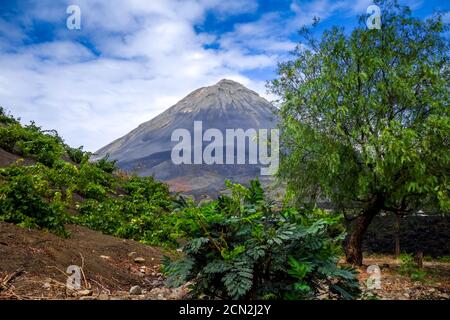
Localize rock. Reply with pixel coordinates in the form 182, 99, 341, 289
128, 252, 137, 257
100, 255, 111, 260
97, 293, 110, 300
403, 293, 410, 298
129, 285, 142, 295
134, 257, 146, 263
428, 288, 436, 293
139, 266, 149, 274
78, 289, 93, 296
318, 293, 329, 300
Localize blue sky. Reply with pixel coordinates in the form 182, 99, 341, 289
0, 0, 448, 151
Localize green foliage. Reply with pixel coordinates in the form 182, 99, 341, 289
269, 0, 449, 214
398, 253, 427, 281
95, 154, 118, 174
0, 164, 68, 236
65, 145, 89, 164
73, 175, 175, 246
164, 180, 360, 300
0, 107, 19, 125
437, 255, 450, 263
0, 121, 65, 167
0, 111, 175, 244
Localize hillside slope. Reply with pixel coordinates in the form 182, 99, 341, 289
0, 221, 189, 300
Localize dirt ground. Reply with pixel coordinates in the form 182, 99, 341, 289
356, 255, 450, 300
0, 221, 188, 300
0, 148, 35, 167
0, 221, 449, 300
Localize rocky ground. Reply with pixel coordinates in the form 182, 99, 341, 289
356, 256, 450, 300
1, 221, 449, 300
0, 222, 189, 300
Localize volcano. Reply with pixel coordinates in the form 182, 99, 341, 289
95, 79, 278, 197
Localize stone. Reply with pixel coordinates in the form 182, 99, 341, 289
78, 289, 93, 296
134, 257, 146, 263
129, 285, 142, 295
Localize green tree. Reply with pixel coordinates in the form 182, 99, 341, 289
269, 0, 449, 265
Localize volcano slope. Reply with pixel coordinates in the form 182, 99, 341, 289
95, 79, 279, 197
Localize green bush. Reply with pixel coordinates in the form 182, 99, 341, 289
95, 155, 117, 174
0, 121, 64, 166
0, 107, 18, 125
164, 180, 360, 300
0, 124, 26, 152
76, 161, 114, 199
75, 199, 124, 235
398, 253, 427, 281
0, 164, 68, 236
0, 111, 176, 245
437, 255, 450, 263
65, 145, 88, 164
73, 175, 175, 246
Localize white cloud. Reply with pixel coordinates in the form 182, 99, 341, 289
0, 0, 269, 151
0, 0, 425, 152
219, 12, 297, 55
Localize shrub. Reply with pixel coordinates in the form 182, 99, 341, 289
0, 164, 68, 236
164, 180, 360, 300
0, 122, 64, 166
75, 199, 124, 235
95, 155, 117, 174
0, 110, 176, 245
437, 255, 450, 263
398, 253, 427, 281
65, 145, 88, 164
122, 176, 172, 208
76, 161, 114, 199
73, 175, 175, 246
0, 124, 26, 152
0, 107, 19, 125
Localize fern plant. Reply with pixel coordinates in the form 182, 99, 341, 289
164, 179, 360, 300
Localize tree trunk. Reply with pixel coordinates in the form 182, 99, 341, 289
415, 251, 423, 269
346, 195, 384, 266
394, 213, 401, 257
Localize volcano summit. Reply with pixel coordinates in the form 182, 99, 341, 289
95, 79, 278, 196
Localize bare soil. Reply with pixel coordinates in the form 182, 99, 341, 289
356, 255, 450, 300
0, 221, 449, 300
0, 148, 35, 167
0, 221, 182, 300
